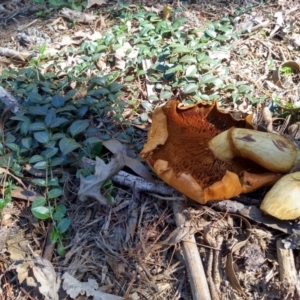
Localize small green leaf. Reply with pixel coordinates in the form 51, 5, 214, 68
160, 91, 173, 100
41, 148, 58, 159
48, 177, 59, 186
140, 113, 148, 122
141, 101, 153, 111
31, 206, 51, 220
57, 243, 65, 256
44, 109, 56, 126
32, 178, 46, 186
238, 85, 253, 94
170, 44, 191, 53
59, 138, 81, 155
180, 55, 197, 64
51, 94, 65, 108
184, 83, 198, 94
49, 118, 68, 128
33, 161, 48, 169
29, 122, 47, 131
57, 218, 71, 233
6, 143, 20, 153
205, 29, 217, 38
48, 188, 63, 199
34, 131, 50, 144
56, 203, 67, 214
198, 73, 216, 86
10, 115, 30, 122
53, 211, 65, 221
27, 106, 48, 116
32, 196, 46, 208
51, 133, 66, 141
50, 157, 65, 167
50, 229, 59, 244
69, 120, 90, 137
185, 65, 198, 77
27, 92, 43, 103
21, 118, 31, 136
29, 155, 44, 163
21, 137, 32, 149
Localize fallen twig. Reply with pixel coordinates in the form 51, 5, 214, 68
276, 238, 299, 297
173, 201, 212, 300
112, 170, 178, 198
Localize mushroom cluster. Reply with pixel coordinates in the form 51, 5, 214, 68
141, 100, 300, 220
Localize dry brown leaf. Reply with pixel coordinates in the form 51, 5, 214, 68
16, 262, 31, 285
31, 253, 61, 300
86, 0, 106, 9
78, 153, 124, 205
6, 232, 28, 261
74, 30, 102, 41
105, 254, 124, 278
62, 272, 123, 300
114, 42, 138, 70
103, 139, 154, 183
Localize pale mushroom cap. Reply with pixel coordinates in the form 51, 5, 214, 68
260, 172, 300, 220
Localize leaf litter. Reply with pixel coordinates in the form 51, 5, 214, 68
1, 0, 300, 299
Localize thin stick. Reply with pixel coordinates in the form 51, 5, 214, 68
173, 201, 212, 300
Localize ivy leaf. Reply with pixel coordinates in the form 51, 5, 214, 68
41, 148, 58, 159
50, 157, 65, 167
170, 44, 191, 53
32, 179, 47, 186
185, 65, 198, 77
32, 196, 46, 208
205, 29, 217, 38
48, 188, 63, 199
51, 94, 66, 108
31, 206, 51, 220
57, 218, 71, 233
160, 91, 173, 100
69, 120, 90, 137
44, 109, 56, 126
184, 83, 198, 94
21, 118, 31, 136
198, 73, 216, 86
141, 101, 153, 111
21, 137, 32, 149
51, 133, 66, 141
53, 211, 64, 221
238, 85, 253, 94
6, 143, 20, 153
27, 92, 43, 103
33, 161, 48, 169
29, 122, 47, 131
59, 138, 81, 155
29, 155, 44, 163
34, 131, 50, 144
27, 106, 48, 116
49, 118, 69, 128
180, 55, 197, 63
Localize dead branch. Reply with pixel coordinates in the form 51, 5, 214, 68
276, 239, 298, 286
0, 86, 21, 112
0, 47, 36, 61
173, 201, 212, 300
112, 170, 178, 198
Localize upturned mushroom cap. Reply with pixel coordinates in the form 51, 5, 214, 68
140, 100, 273, 204
209, 128, 300, 173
